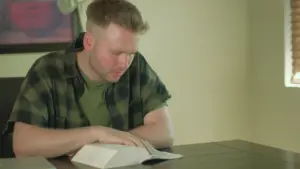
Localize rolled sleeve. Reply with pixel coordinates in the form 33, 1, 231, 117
4, 64, 51, 134
8, 89, 48, 127
141, 77, 171, 115
139, 55, 171, 116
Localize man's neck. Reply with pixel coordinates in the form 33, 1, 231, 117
76, 52, 103, 82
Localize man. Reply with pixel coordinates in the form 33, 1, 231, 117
3, 0, 174, 158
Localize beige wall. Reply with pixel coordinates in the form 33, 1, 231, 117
0, 1, 250, 146
249, 0, 300, 153
129, 0, 250, 145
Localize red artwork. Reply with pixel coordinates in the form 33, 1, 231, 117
0, 0, 74, 46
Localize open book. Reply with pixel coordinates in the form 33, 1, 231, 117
71, 141, 183, 169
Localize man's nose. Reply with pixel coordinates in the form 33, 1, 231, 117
117, 54, 129, 68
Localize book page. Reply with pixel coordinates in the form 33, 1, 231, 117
150, 150, 183, 160
141, 140, 183, 161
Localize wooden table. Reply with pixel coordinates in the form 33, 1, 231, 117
49, 139, 300, 169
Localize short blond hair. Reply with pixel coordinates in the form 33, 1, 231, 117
86, 0, 149, 34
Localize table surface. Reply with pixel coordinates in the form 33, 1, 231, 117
48, 139, 300, 169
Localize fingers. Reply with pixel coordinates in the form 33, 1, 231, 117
118, 136, 140, 147
105, 137, 135, 147
121, 139, 136, 147
116, 133, 144, 147
97, 128, 145, 148
112, 135, 137, 147
129, 137, 145, 148
126, 134, 145, 148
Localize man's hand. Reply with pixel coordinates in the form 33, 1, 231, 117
92, 126, 145, 148
67, 126, 150, 159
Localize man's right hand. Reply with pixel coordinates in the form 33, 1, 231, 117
92, 126, 146, 148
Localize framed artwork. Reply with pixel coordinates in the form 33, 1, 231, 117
0, 0, 79, 54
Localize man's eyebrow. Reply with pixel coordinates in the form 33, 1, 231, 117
111, 50, 136, 55
130, 51, 137, 55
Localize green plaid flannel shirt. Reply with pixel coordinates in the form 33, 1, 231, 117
4, 33, 171, 133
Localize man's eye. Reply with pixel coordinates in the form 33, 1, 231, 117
112, 52, 120, 56
129, 52, 136, 57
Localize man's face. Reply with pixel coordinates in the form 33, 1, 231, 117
84, 23, 138, 83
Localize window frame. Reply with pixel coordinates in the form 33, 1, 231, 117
284, 0, 297, 87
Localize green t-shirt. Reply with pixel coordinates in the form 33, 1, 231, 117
79, 71, 112, 127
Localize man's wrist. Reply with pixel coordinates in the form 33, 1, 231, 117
85, 126, 100, 143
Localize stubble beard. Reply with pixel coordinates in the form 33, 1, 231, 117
88, 53, 108, 82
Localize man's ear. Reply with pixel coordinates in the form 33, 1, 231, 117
83, 32, 94, 51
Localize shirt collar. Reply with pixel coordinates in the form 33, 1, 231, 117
63, 32, 85, 79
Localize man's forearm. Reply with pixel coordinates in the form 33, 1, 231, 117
129, 123, 174, 149
13, 122, 98, 158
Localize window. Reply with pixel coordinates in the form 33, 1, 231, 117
285, 0, 300, 87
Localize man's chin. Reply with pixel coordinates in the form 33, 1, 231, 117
106, 75, 122, 83
108, 72, 125, 82
109, 79, 120, 83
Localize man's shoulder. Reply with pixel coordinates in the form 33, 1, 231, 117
129, 52, 150, 73
128, 52, 158, 82
28, 50, 72, 79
